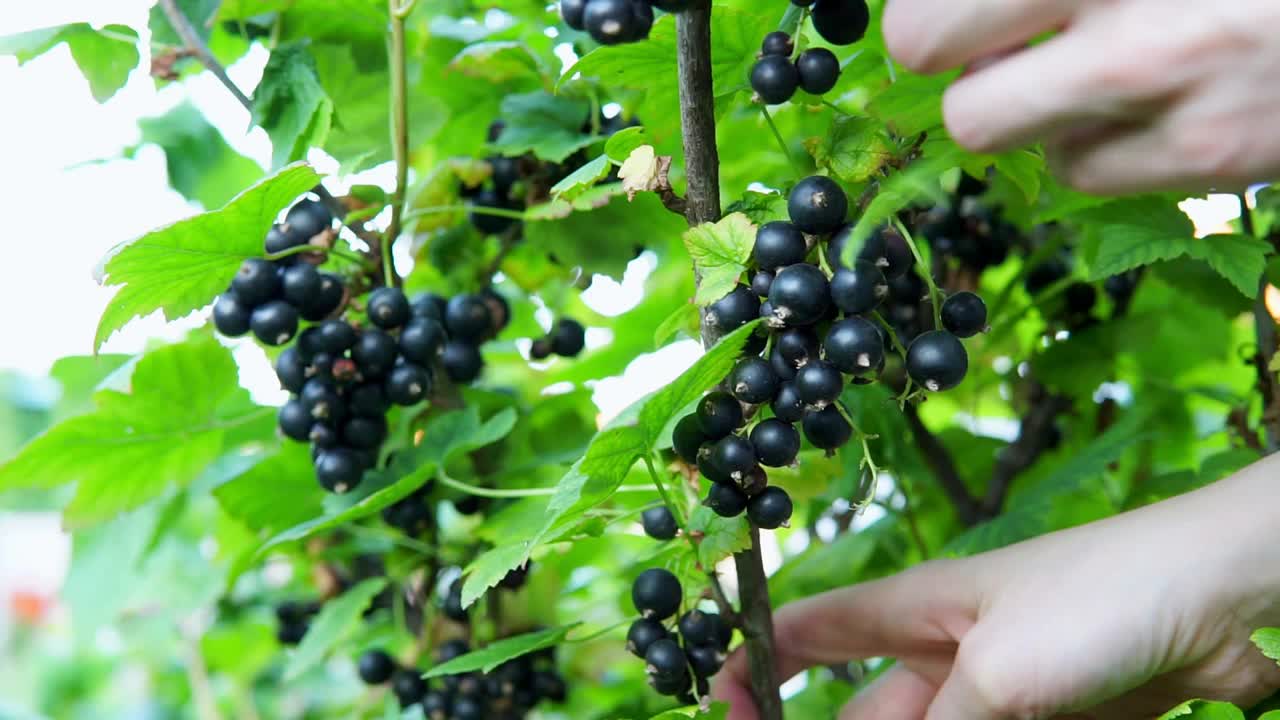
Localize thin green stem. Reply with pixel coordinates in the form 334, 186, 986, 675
870, 311, 908, 356
264, 243, 368, 266
822, 100, 847, 116
385, 0, 411, 287
892, 217, 943, 329
401, 204, 528, 223
642, 454, 684, 527
761, 106, 803, 180
438, 471, 654, 499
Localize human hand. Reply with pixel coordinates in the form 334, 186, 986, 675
879, 0, 1280, 194
712, 456, 1280, 719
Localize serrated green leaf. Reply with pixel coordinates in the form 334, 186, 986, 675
252, 42, 333, 168
1157, 700, 1245, 720
491, 92, 595, 163
138, 102, 264, 210
550, 155, 611, 201
605, 126, 648, 163
424, 625, 578, 678
805, 115, 893, 184
1186, 233, 1272, 297
93, 163, 320, 350
1078, 197, 1195, 279
448, 41, 539, 83
284, 578, 387, 681
687, 507, 751, 568
992, 149, 1044, 204
1252, 627, 1280, 666
654, 303, 701, 348
213, 445, 324, 533
0, 24, 140, 103
866, 72, 951, 136
683, 213, 756, 306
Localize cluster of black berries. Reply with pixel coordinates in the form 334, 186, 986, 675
357, 640, 567, 719
789, 0, 871, 45
559, 0, 689, 45
439, 564, 530, 624
530, 319, 586, 360
750, 32, 841, 105
463, 122, 526, 237
627, 569, 732, 701
273, 599, 322, 645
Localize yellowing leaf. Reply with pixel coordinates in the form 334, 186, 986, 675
619, 145, 660, 198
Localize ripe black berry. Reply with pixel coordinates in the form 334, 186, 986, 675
443, 578, 468, 622
651, 668, 692, 697
828, 224, 914, 279
707, 284, 760, 334
750, 55, 799, 105
707, 481, 749, 517
751, 270, 774, 297
687, 645, 725, 678
769, 346, 797, 381
771, 382, 805, 423
232, 258, 281, 306
264, 223, 304, 255
533, 670, 568, 703
644, 638, 687, 680
711, 435, 757, 481
452, 697, 485, 720
802, 405, 852, 450
315, 448, 365, 493
279, 400, 312, 441
824, 317, 884, 375
352, 330, 398, 378
750, 418, 800, 467
421, 692, 449, 719
672, 414, 705, 464
584, 0, 653, 45
1025, 258, 1070, 295
530, 337, 553, 360
768, 264, 831, 327
829, 261, 888, 314
796, 48, 841, 94
212, 292, 251, 337
499, 563, 529, 590
811, 0, 870, 45
941, 292, 988, 338
342, 415, 388, 450
309, 423, 338, 449
1065, 282, 1098, 314
469, 188, 519, 235
315, 319, 357, 354
357, 649, 396, 684
285, 198, 332, 240
632, 568, 682, 620
298, 272, 344, 321
442, 341, 484, 383
678, 610, 720, 647
391, 669, 427, 707
551, 318, 586, 357
445, 294, 493, 343
761, 31, 794, 57
642, 506, 678, 540
776, 327, 821, 368
795, 359, 843, 408
696, 391, 743, 440
399, 318, 446, 365
274, 347, 306, 394
385, 363, 432, 405
627, 618, 669, 658
411, 293, 447, 323
754, 221, 809, 270
489, 155, 520, 192
748, 486, 794, 530
348, 383, 390, 417
698, 446, 730, 484
561, 0, 586, 29
906, 330, 968, 392
367, 287, 410, 329
730, 357, 779, 404
301, 378, 343, 421
279, 264, 320, 307
276, 621, 307, 645
789, 176, 847, 235
250, 301, 299, 346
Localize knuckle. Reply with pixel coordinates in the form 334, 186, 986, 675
953, 640, 1050, 719
881, 4, 936, 72
942, 88, 994, 152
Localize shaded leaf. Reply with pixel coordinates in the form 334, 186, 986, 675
424, 625, 579, 677
137, 102, 264, 209
252, 43, 333, 168
284, 578, 387, 680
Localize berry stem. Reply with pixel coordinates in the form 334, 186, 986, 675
435, 472, 655, 499
385, 0, 411, 288
869, 310, 908, 357
891, 217, 943, 329
158, 0, 253, 112
264, 243, 368, 266
761, 106, 803, 181
641, 454, 686, 527
1241, 192, 1280, 454
401, 204, 529, 223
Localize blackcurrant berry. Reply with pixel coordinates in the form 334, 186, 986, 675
421, 691, 449, 719
811, 0, 870, 45
754, 221, 809, 271
644, 638, 688, 680
298, 272, 344, 322
751, 270, 774, 297
750, 55, 799, 105
357, 649, 396, 684
651, 668, 693, 696
829, 260, 888, 314
1025, 258, 1070, 295
941, 292, 988, 338
480, 287, 511, 332
748, 486, 794, 530
437, 639, 470, 663
802, 405, 852, 450
906, 330, 968, 392
789, 176, 847, 235
633, 568, 682, 620
232, 258, 281, 307
561, 0, 586, 29
750, 418, 801, 467
828, 224, 914, 279
824, 317, 885, 375
795, 359, 844, 408
276, 621, 307, 645
533, 670, 568, 703
442, 341, 484, 383
342, 415, 388, 450
469, 188, 520, 235
280, 263, 322, 307
411, 292, 447, 322
730, 356, 779, 405
274, 347, 306, 394
626, 618, 669, 658
796, 47, 841, 94
769, 346, 797, 381
367, 287, 410, 330
212, 292, 251, 337
397, 318, 444, 366
672, 414, 705, 464
443, 578, 468, 622
489, 155, 520, 192
391, 669, 427, 707
315, 448, 365, 494
888, 269, 925, 304
649, 0, 692, 10
707, 284, 760, 334
352, 330, 398, 378
551, 318, 586, 357
1104, 271, 1139, 301
499, 563, 530, 590
452, 697, 486, 720
279, 400, 312, 442
445, 294, 494, 343
687, 645, 725, 678
776, 327, 821, 368
264, 223, 305, 255
584, 0, 653, 45
285, 198, 332, 240
348, 383, 390, 417
314, 319, 356, 354
696, 391, 743, 440
385, 363, 432, 405
250, 301, 299, 346
707, 481, 749, 518
309, 422, 338, 449
767, 263, 831, 327
711, 434, 757, 481
678, 609, 721, 648
771, 382, 806, 423
697, 444, 731, 484
760, 31, 794, 57
642, 506, 678, 540
530, 337, 553, 360
1065, 282, 1098, 314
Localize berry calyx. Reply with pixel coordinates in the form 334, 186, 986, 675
906, 330, 968, 392
788, 176, 848, 235
747, 486, 794, 529
750, 55, 799, 105
941, 292, 988, 338
754, 221, 809, 271
367, 287, 410, 329
632, 568, 682, 620
730, 356, 780, 405
357, 649, 396, 684
385, 363, 432, 405
796, 48, 841, 95
584, 0, 653, 45
823, 317, 885, 375
750, 418, 801, 467
794, 359, 844, 408
768, 264, 831, 327
642, 506, 678, 541
711, 434, 757, 481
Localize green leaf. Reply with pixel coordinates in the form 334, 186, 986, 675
683, 213, 756, 306
525, 189, 686, 280
866, 72, 951, 136
93, 163, 320, 349
1078, 197, 1195, 278
805, 115, 893, 184
550, 155, 611, 201
137, 102, 264, 210
992, 149, 1044, 204
1185, 233, 1272, 297
0, 24, 140, 103
447, 41, 540, 83
213, 446, 325, 533
491, 92, 595, 163
654, 303, 701, 348
1252, 627, 1280, 666
649, 704, 728, 720
605, 126, 648, 163
252, 42, 334, 169
150, 0, 219, 46
1157, 700, 1245, 720
423, 625, 579, 678
284, 578, 387, 681
687, 507, 751, 568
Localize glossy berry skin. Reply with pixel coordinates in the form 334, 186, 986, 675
584, 0, 653, 45
645, 638, 687, 680
789, 176, 848, 235
627, 618, 669, 658
678, 610, 721, 648
707, 481, 749, 518
309, 423, 338, 449
748, 486, 794, 529
315, 319, 357, 354
352, 330, 398, 378
285, 199, 332, 240
768, 264, 831, 327
651, 669, 692, 697
469, 188, 519, 235
442, 579, 467, 622
357, 649, 396, 684
348, 383, 390, 417
264, 223, 304, 255
811, 0, 870, 45
707, 284, 760, 334
941, 292, 988, 338
445, 294, 493, 343
300, 379, 344, 422
1065, 282, 1098, 314
754, 221, 809, 270
560, 0, 586, 29
642, 506, 679, 540
687, 644, 725, 678
907, 330, 969, 392
441, 341, 484, 383
315, 448, 365, 494
551, 318, 586, 357
632, 568, 682, 620
279, 263, 321, 306
760, 31, 794, 57
697, 447, 731, 484
769, 346, 797, 382
399, 318, 446, 365
411, 292, 447, 321
343, 415, 388, 450
776, 327, 821, 369
299, 273, 344, 321
771, 382, 806, 423
696, 391, 743, 440
824, 317, 885, 375
711, 435, 757, 481
829, 260, 888, 314
829, 224, 914, 279
796, 48, 841, 94
795, 360, 844, 408
367, 287, 410, 329
751, 271, 774, 297
212, 292, 251, 337
672, 414, 705, 464
750, 55, 799, 105
391, 669, 427, 707
385, 363, 432, 405
250, 301, 299, 346
278, 400, 312, 441
275, 347, 307, 393
232, 258, 281, 306
730, 357, 779, 405
803, 405, 853, 450
750, 418, 801, 467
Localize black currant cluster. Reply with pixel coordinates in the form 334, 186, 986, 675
626, 569, 732, 701
439, 563, 530, 624
463, 121, 526, 237
273, 598, 322, 645
530, 319, 586, 360
750, 32, 841, 105
357, 639, 567, 720
559, 0, 689, 46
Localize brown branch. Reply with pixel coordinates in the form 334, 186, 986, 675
159, 0, 253, 111
901, 403, 982, 526
1243, 195, 1280, 454
732, 527, 782, 720
982, 390, 1072, 515
707, 570, 741, 627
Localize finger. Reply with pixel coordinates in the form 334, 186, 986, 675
838, 665, 938, 720
714, 662, 761, 720
883, 0, 1079, 74
923, 661, 1001, 720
